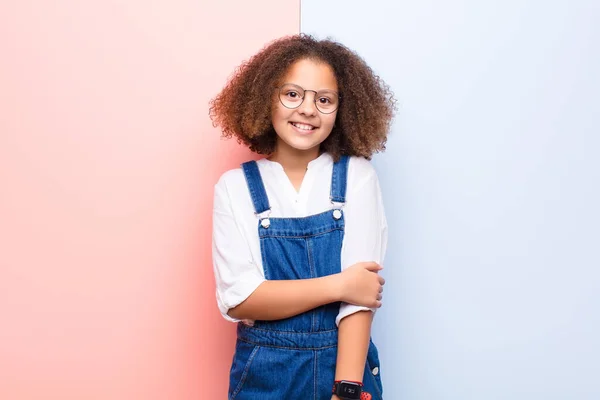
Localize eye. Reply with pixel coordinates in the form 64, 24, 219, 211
285, 91, 300, 99
318, 97, 332, 104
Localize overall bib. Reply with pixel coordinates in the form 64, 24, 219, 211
229, 156, 383, 400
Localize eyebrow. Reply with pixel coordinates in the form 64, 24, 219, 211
283, 83, 339, 93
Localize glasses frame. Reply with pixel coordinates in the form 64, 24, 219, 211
275, 83, 341, 114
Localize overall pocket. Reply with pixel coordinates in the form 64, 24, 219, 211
365, 340, 383, 400
229, 340, 260, 399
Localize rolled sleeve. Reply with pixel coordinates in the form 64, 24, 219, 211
212, 179, 265, 323
336, 304, 376, 326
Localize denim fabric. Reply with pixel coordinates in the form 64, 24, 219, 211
230, 156, 383, 400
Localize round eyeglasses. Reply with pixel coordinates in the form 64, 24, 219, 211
276, 83, 341, 114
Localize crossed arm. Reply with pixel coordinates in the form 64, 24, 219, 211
227, 263, 382, 321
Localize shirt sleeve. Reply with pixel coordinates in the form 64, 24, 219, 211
212, 176, 265, 323
336, 159, 388, 326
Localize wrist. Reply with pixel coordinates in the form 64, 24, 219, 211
327, 273, 345, 302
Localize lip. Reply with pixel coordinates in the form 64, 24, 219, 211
289, 121, 318, 135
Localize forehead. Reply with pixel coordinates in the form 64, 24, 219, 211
281, 58, 338, 91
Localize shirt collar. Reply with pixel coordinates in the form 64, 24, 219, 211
259, 152, 332, 171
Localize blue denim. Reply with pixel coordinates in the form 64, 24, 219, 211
229, 156, 383, 400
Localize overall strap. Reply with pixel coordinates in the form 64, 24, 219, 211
330, 155, 350, 204
241, 161, 271, 215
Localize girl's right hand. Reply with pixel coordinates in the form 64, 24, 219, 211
338, 262, 385, 308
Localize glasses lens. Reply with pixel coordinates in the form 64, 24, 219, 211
279, 84, 304, 109
314, 90, 339, 113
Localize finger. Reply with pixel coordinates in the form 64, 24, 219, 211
364, 262, 383, 272
378, 276, 385, 285
376, 300, 382, 308
377, 293, 382, 300
379, 286, 383, 293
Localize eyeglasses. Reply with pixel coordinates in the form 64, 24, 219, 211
276, 83, 341, 114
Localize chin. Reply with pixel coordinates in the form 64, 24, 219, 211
283, 137, 325, 152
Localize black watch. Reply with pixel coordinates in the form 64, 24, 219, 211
332, 380, 362, 399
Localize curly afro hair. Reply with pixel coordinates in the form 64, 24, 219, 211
209, 34, 396, 161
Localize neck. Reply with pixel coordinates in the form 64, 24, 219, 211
268, 141, 322, 171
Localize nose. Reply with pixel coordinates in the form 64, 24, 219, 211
297, 90, 318, 116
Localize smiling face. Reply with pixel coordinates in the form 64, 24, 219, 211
270, 58, 339, 157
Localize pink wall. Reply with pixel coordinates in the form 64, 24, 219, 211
0, 1, 298, 398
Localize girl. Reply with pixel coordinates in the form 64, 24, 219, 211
210, 34, 395, 400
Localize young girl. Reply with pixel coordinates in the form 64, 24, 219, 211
210, 34, 395, 400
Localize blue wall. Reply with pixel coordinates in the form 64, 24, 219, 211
303, 1, 600, 398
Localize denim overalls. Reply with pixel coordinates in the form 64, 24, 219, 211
229, 155, 383, 400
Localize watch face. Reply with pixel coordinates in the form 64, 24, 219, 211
339, 382, 361, 399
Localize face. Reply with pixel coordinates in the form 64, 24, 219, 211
271, 58, 339, 156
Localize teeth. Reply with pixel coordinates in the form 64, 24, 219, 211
292, 122, 315, 131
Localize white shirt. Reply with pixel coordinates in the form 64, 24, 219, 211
212, 152, 388, 326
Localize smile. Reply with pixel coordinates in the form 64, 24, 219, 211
290, 122, 317, 132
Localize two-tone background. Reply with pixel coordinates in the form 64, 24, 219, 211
1, 1, 598, 399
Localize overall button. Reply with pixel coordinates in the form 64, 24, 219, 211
332, 209, 342, 220
372, 367, 379, 376
261, 218, 271, 229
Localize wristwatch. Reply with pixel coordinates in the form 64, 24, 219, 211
332, 380, 362, 399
